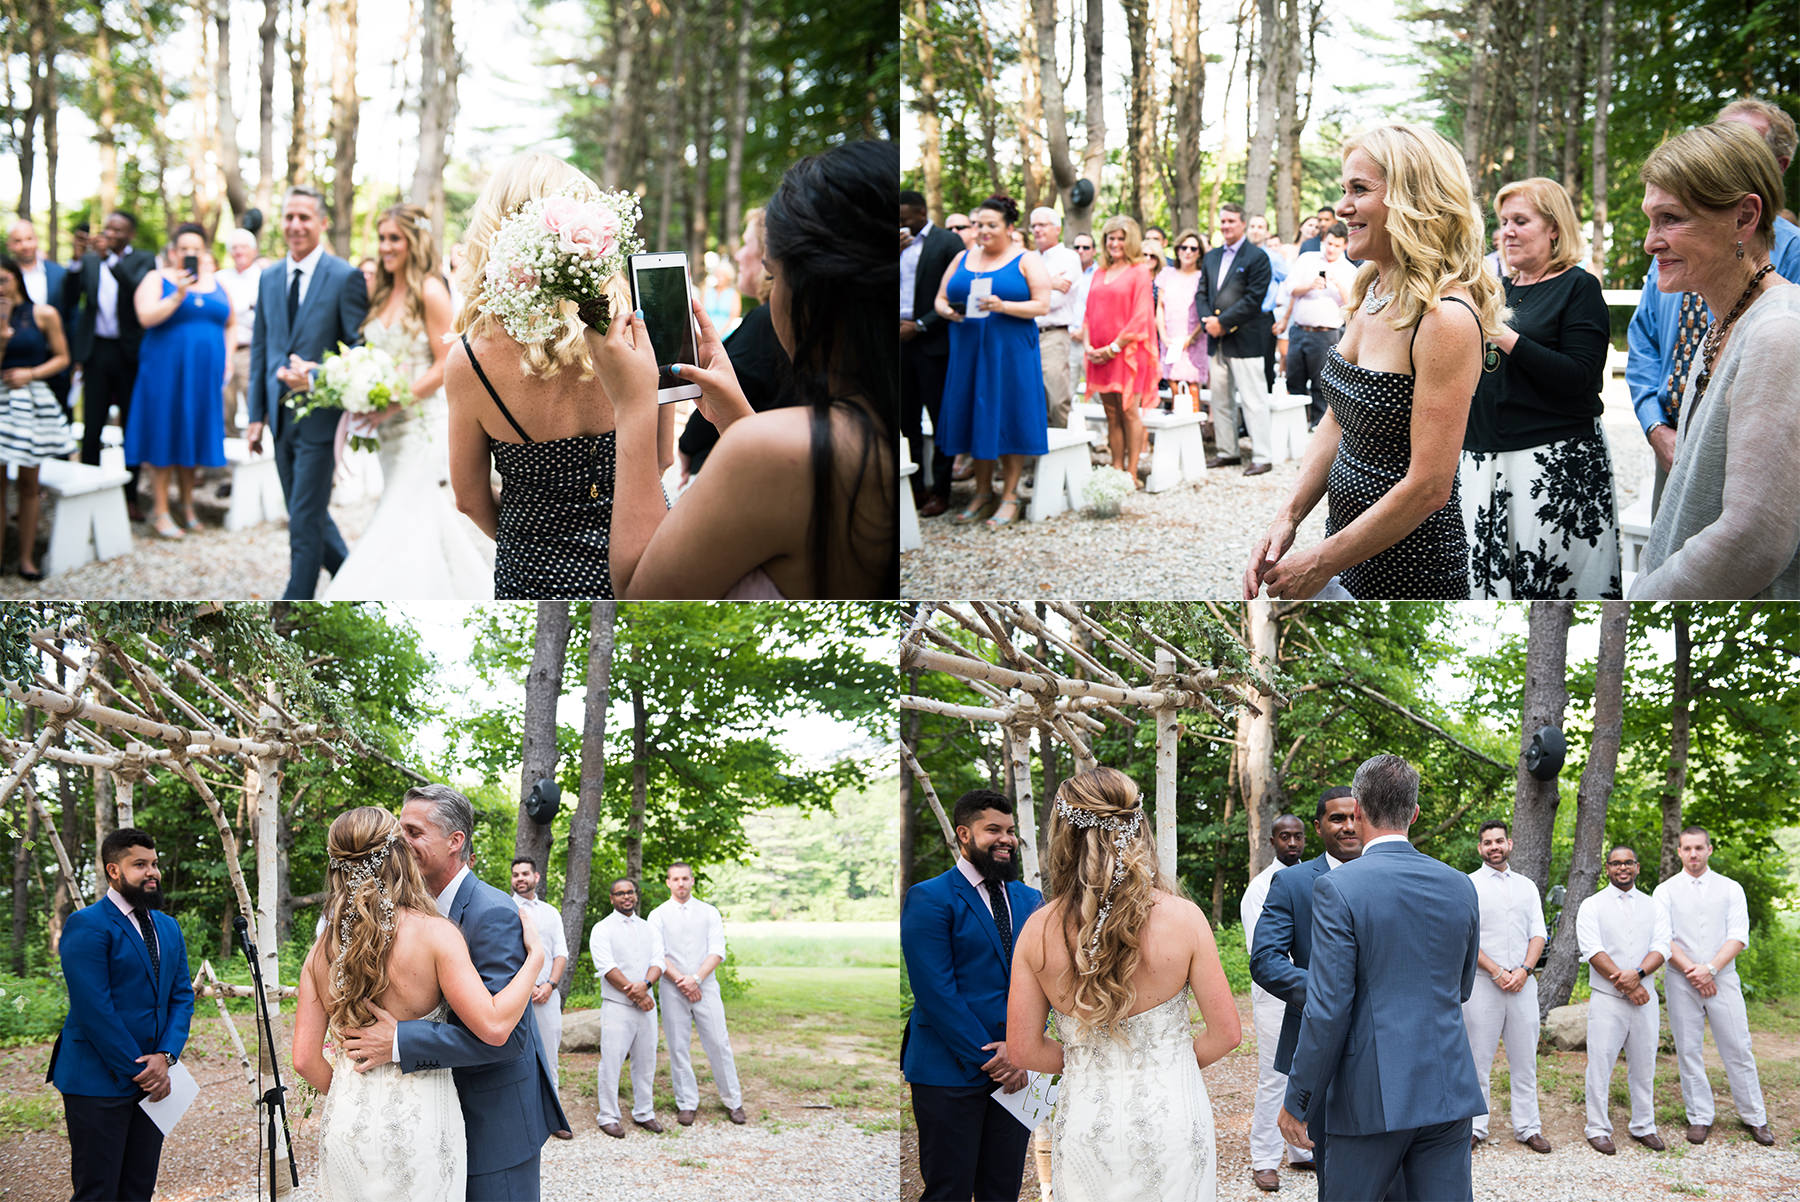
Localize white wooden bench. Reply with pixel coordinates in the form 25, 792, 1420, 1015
66, 421, 126, 471
1141, 410, 1208, 492
19, 460, 136, 576
1026, 426, 1097, 522
1619, 494, 1653, 575
1268, 390, 1311, 464
222, 437, 288, 532
899, 439, 921, 553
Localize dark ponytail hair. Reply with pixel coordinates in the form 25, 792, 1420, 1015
978, 195, 1021, 227
762, 140, 898, 596
172, 222, 208, 243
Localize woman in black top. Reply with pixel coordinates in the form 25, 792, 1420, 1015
1461, 178, 1622, 598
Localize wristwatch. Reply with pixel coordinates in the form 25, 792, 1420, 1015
1646, 421, 1672, 440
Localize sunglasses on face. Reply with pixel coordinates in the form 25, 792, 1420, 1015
1179, 244, 1201, 252
947, 224, 970, 232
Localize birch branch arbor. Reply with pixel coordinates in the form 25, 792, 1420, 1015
899, 603, 1258, 889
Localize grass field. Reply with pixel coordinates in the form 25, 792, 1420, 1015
726, 920, 899, 969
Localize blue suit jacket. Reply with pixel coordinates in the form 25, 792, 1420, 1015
1249, 853, 1333, 1074
49, 899, 194, 1097
395, 872, 568, 1175
901, 867, 1043, 1089
247, 251, 369, 440
1283, 840, 1484, 1136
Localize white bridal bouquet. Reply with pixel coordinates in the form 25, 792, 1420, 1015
1083, 465, 1135, 517
293, 343, 414, 452
480, 188, 644, 339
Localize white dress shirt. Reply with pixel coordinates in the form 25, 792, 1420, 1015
1216, 235, 1247, 290
1469, 862, 1548, 969
1071, 264, 1096, 337
590, 910, 664, 1006
956, 856, 1011, 929
1038, 243, 1083, 329
96, 252, 121, 339
285, 242, 326, 312
1652, 868, 1751, 975
900, 221, 929, 321
19, 259, 48, 306
648, 896, 727, 978
1279, 250, 1358, 328
1576, 884, 1670, 997
516, 894, 569, 986
1239, 859, 1287, 953
217, 262, 264, 341
433, 864, 471, 917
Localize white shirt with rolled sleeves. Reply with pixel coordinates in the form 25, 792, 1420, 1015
1652, 868, 1767, 1129
517, 893, 569, 1086
1576, 883, 1669, 1140
589, 910, 663, 1007
589, 909, 662, 1126
1464, 863, 1548, 1142
1038, 243, 1083, 329
649, 896, 744, 1113
1239, 858, 1311, 1171
1470, 863, 1547, 968
1576, 883, 1669, 995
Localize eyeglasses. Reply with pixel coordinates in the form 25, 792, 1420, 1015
1178, 244, 1201, 252
1607, 859, 1638, 867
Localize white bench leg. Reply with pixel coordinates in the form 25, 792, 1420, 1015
1144, 428, 1176, 493
1027, 449, 1068, 521
1064, 449, 1092, 513
900, 482, 921, 552
89, 488, 134, 560
1179, 426, 1208, 480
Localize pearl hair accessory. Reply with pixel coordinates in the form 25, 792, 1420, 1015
329, 830, 401, 998
1056, 794, 1144, 957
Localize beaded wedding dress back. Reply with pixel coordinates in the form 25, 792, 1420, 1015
1051, 985, 1216, 1201
312, 1002, 467, 1201
361, 316, 433, 482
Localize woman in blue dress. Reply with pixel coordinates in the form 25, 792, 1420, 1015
931, 195, 1052, 527
126, 222, 231, 539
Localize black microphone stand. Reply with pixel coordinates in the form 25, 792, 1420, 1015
234, 915, 300, 1202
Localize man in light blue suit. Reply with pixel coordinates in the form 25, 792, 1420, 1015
49, 828, 194, 1202
1279, 755, 1485, 1202
341, 785, 569, 1201
246, 185, 369, 599
902, 789, 1044, 1202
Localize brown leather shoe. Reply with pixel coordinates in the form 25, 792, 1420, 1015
1632, 1131, 1667, 1151
598, 1121, 625, 1139
917, 495, 950, 518
551, 1129, 573, 1141
1587, 1135, 1616, 1155
1522, 1134, 1552, 1153
727, 1106, 748, 1125
1243, 461, 1273, 476
1471, 1135, 1481, 1152
1252, 1168, 1280, 1192
677, 1110, 696, 1126
1206, 455, 1242, 469
1687, 1123, 1711, 1145
633, 1116, 665, 1133
1748, 1124, 1775, 1146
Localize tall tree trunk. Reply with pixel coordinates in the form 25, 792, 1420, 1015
1541, 601, 1628, 1013
561, 601, 615, 1001
900, 675, 921, 895
1242, 601, 1282, 876
1558, 0, 1588, 198
1524, 0, 1544, 177
39, 0, 59, 258
16, 0, 46, 221
972, 4, 1002, 195
1079, 0, 1106, 227
95, 18, 119, 217
10, 710, 37, 975
1273, 0, 1303, 236
286, 0, 311, 188
654, 6, 686, 253
1586, 0, 1613, 276
411, 0, 459, 240
51, 728, 79, 951
92, 766, 115, 881
687, 0, 720, 268
721, 0, 753, 247
213, 0, 251, 223
1121, 0, 1154, 222
1462, 0, 1495, 183
1658, 610, 1691, 882
258, 0, 281, 213
1245, 0, 1278, 219
1510, 601, 1573, 893
190, 13, 221, 235
514, 602, 571, 878
1168, 0, 1203, 235
1035, 0, 1083, 233
626, 685, 648, 886
327, 0, 359, 256
601, 3, 644, 189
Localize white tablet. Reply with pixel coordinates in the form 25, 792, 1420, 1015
627, 252, 704, 404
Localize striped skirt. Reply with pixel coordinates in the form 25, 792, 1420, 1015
0, 379, 75, 467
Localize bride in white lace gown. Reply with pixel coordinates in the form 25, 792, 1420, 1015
292, 807, 544, 1201
1008, 767, 1242, 1202
323, 203, 495, 599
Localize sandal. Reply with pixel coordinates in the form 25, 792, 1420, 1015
952, 495, 999, 525
152, 516, 186, 540
18, 564, 45, 582
985, 498, 1021, 528
182, 512, 203, 532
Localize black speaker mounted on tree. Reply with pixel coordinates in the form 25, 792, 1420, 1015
525, 777, 561, 824
1524, 725, 1566, 781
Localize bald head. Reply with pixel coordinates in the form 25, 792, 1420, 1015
6, 220, 39, 266
1270, 813, 1306, 866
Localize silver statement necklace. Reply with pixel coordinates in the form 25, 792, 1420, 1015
1361, 274, 1395, 315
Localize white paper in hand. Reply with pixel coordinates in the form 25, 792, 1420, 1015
966, 277, 993, 319
992, 1070, 1060, 1131
138, 1061, 200, 1135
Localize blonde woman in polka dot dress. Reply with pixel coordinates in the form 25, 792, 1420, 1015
1245, 124, 1504, 599
445, 154, 675, 600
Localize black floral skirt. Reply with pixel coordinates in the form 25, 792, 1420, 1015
1459, 427, 1623, 599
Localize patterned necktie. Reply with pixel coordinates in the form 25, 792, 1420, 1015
287, 265, 303, 326
134, 908, 161, 981
985, 879, 1013, 964
1662, 290, 1709, 426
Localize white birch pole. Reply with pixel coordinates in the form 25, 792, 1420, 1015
1154, 648, 1180, 882
1006, 724, 1043, 890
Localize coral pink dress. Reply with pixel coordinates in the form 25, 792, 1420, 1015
1083, 261, 1159, 401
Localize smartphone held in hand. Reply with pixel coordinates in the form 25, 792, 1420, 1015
183, 254, 201, 280
627, 252, 703, 404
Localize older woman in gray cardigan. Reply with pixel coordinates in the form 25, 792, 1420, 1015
1631, 122, 1800, 599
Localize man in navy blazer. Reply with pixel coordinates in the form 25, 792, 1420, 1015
340, 785, 568, 1201
49, 828, 194, 1202
247, 185, 370, 599
902, 789, 1044, 1202
1280, 755, 1485, 1202
63, 211, 157, 507
1194, 202, 1276, 474
901, 192, 966, 516
6, 219, 75, 409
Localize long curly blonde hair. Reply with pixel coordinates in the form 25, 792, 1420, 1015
1043, 767, 1175, 1040
365, 202, 443, 338
1342, 124, 1504, 340
454, 152, 633, 380
316, 806, 436, 1035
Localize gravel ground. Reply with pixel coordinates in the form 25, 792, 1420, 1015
902, 388, 1653, 600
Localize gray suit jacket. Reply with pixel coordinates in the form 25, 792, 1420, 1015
247, 251, 369, 440
396, 872, 568, 1178
1283, 839, 1485, 1136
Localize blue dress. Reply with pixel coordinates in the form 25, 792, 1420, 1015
124, 277, 228, 468
937, 253, 1048, 459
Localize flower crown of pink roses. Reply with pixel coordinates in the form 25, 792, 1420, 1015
537, 193, 627, 260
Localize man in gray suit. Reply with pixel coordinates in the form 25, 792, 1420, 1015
1279, 755, 1485, 1202
341, 785, 569, 1201
246, 186, 369, 599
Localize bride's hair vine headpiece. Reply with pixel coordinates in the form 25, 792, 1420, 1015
329, 829, 401, 996
1055, 788, 1144, 958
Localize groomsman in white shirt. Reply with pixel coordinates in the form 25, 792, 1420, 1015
649, 863, 747, 1126
1575, 845, 1670, 1155
588, 877, 665, 1138
1240, 812, 1312, 1190
1651, 826, 1774, 1146
1464, 820, 1551, 1153
510, 857, 570, 1093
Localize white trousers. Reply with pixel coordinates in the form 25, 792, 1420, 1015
1665, 969, 1767, 1127
597, 1000, 659, 1124
658, 976, 743, 1110
1249, 985, 1312, 1169
1210, 352, 1272, 465
1463, 973, 1541, 1140
532, 989, 563, 1088
1585, 989, 1660, 1139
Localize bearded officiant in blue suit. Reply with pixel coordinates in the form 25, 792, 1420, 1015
903, 789, 1044, 1202
1279, 755, 1486, 1202
50, 828, 194, 1202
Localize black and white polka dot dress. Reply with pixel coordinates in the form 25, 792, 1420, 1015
491, 433, 616, 599
1321, 341, 1471, 600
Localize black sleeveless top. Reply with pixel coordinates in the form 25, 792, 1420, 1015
462, 334, 616, 599
1322, 296, 1479, 600
3, 301, 51, 371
